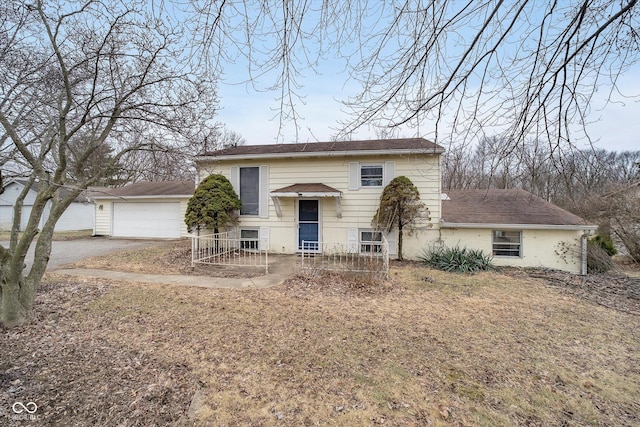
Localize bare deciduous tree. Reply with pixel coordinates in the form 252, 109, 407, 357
0, 0, 217, 327
187, 0, 638, 146
441, 136, 640, 261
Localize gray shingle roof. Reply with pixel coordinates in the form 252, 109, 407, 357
199, 138, 443, 158
8, 179, 93, 203
271, 183, 341, 194
92, 180, 194, 198
442, 189, 593, 226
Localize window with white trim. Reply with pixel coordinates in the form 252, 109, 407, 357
492, 230, 522, 257
239, 167, 259, 215
360, 229, 383, 254
240, 228, 259, 250
349, 161, 395, 190
360, 164, 383, 187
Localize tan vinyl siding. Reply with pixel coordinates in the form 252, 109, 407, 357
440, 228, 584, 273
198, 153, 442, 258
179, 199, 189, 237
93, 200, 112, 236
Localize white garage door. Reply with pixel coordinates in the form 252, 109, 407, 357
112, 202, 181, 238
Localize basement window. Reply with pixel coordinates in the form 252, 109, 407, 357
240, 229, 259, 250
492, 230, 522, 257
360, 229, 383, 254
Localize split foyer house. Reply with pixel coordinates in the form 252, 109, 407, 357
92, 138, 597, 274
195, 138, 597, 274
195, 138, 442, 259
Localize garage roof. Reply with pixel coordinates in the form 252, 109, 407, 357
4, 179, 95, 203
441, 189, 596, 229
92, 180, 195, 199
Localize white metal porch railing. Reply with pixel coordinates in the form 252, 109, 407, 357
191, 230, 269, 273
300, 236, 389, 280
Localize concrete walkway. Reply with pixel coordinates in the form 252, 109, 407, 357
52, 268, 289, 289
51, 254, 300, 289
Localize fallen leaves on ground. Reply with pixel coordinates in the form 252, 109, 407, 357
67, 239, 264, 278
1, 266, 639, 426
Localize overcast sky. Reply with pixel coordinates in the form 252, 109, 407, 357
208, 3, 640, 154
216, 63, 639, 152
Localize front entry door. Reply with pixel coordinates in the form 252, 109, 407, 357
298, 199, 319, 251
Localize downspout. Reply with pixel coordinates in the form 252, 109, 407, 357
580, 229, 595, 275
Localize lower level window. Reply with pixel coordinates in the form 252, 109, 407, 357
240, 229, 259, 250
492, 230, 522, 257
360, 230, 383, 254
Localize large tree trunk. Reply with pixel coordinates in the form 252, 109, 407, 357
0, 185, 78, 328
0, 273, 28, 328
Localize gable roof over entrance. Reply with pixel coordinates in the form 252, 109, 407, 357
270, 183, 343, 218
270, 183, 341, 197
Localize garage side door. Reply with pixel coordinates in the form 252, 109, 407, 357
112, 202, 181, 238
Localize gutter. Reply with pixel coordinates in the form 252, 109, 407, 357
441, 221, 599, 232
580, 229, 597, 275
92, 195, 192, 201
195, 148, 444, 162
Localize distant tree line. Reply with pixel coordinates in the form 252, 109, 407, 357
442, 137, 640, 262
443, 137, 639, 209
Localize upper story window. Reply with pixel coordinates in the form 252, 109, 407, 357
349, 161, 394, 190
492, 230, 522, 257
360, 165, 384, 187
240, 167, 259, 215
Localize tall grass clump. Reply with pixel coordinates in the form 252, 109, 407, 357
587, 238, 616, 274
419, 245, 494, 273
591, 234, 617, 256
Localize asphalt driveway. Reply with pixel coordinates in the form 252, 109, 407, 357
0, 237, 167, 271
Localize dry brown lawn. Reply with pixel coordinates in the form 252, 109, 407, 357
1, 258, 639, 426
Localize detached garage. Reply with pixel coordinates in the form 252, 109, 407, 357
0, 179, 95, 232
93, 181, 194, 239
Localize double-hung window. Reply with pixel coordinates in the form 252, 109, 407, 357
360, 229, 383, 254
492, 230, 522, 257
239, 167, 259, 215
360, 165, 384, 187
349, 161, 394, 190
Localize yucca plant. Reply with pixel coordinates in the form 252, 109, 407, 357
419, 245, 494, 273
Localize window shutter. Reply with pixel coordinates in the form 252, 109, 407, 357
259, 165, 269, 218
259, 227, 270, 250
347, 227, 358, 253
348, 162, 359, 190
230, 166, 239, 195
383, 161, 395, 186
385, 230, 397, 256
